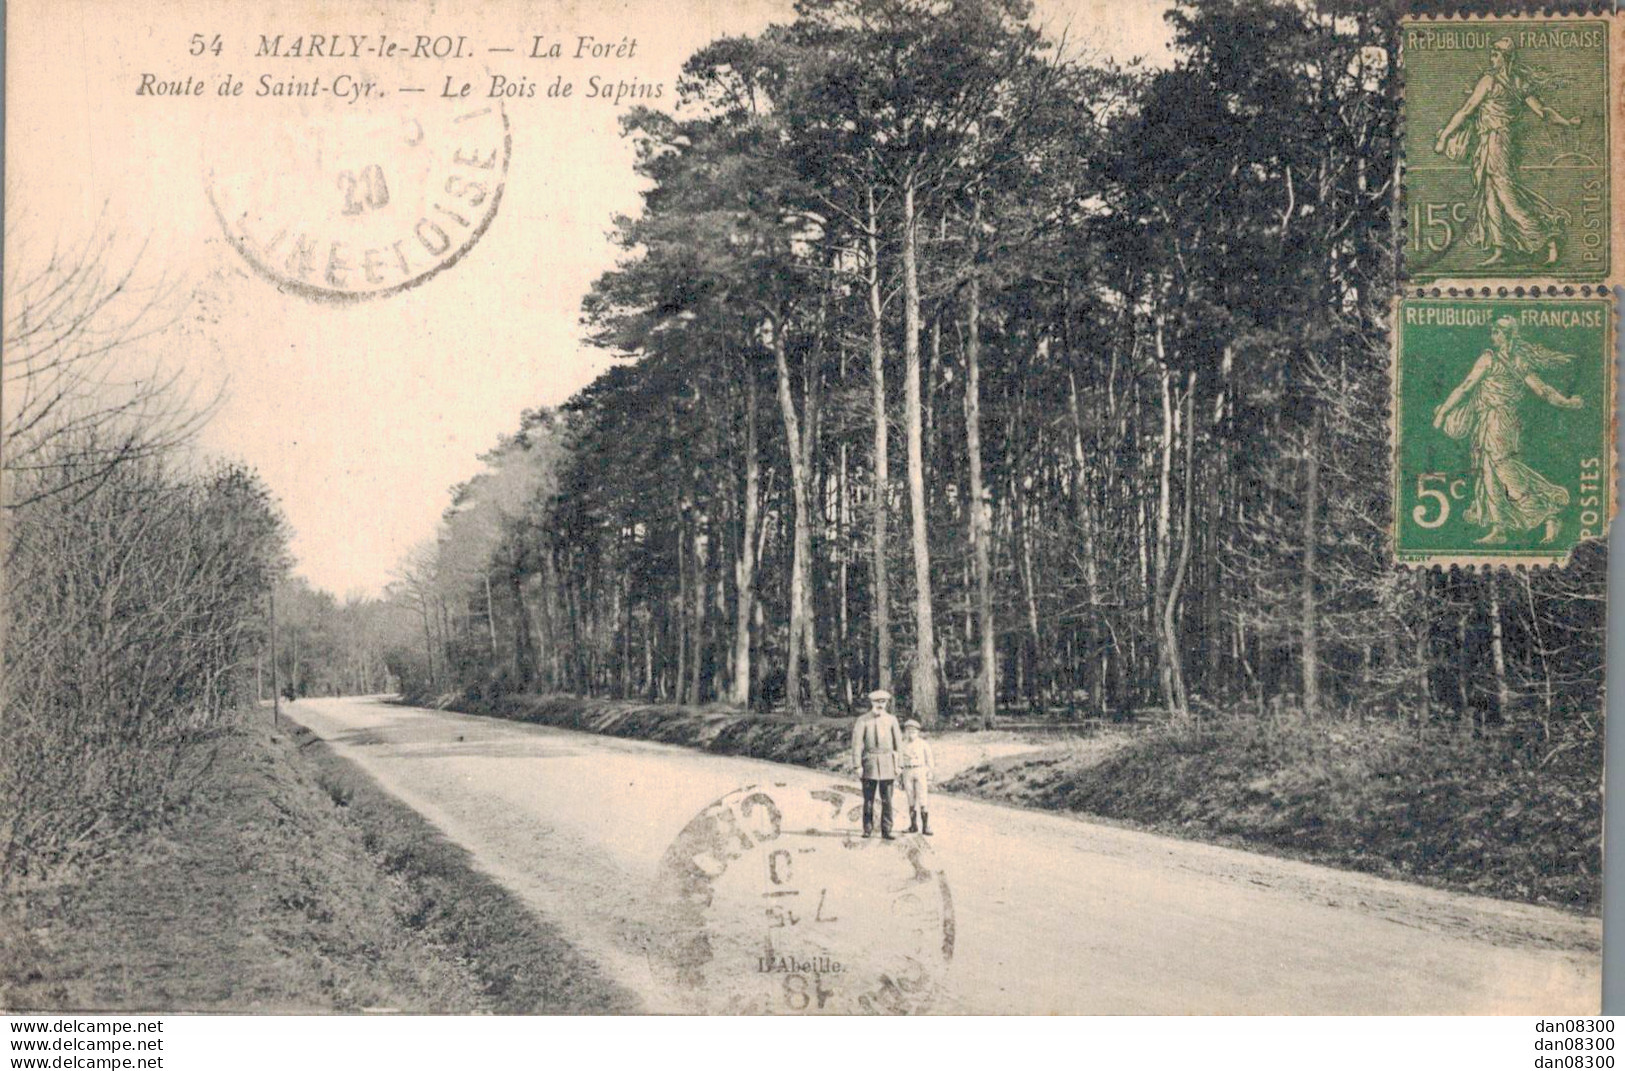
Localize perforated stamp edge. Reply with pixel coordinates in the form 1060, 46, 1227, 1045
1388, 287, 1618, 571
1397, 10, 1624, 289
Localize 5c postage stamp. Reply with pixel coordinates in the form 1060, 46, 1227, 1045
648, 782, 954, 1014
1399, 15, 1617, 285
1392, 297, 1614, 567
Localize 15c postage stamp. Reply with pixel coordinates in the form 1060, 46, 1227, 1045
1392, 297, 1614, 567
1400, 15, 1617, 285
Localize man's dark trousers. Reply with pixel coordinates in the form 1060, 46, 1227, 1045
861, 778, 895, 836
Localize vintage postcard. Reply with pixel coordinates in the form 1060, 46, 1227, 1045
1, 0, 1610, 1027
1399, 14, 1622, 286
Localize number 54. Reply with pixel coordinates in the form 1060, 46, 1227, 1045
1412, 472, 1465, 529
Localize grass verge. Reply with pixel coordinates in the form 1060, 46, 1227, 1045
0, 714, 637, 1013
945, 716, 1602, 914
442, 693, 855, 771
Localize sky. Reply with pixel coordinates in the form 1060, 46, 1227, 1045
7, 0, 1175, 598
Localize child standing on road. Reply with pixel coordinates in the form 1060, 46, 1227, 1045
899, 719, 935, 836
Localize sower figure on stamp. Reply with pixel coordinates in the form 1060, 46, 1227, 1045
852, 689, 903, 840
1432, 315, 1582, 545
899, 718, 935, 836
1432, 37, 1579, 268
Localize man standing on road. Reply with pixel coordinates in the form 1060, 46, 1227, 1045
852, 689, 903, 840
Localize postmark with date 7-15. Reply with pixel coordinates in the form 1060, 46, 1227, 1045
648, 782, 954, 1014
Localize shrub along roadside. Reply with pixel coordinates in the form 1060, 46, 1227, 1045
0, 714, 636, 1013
944, 716, 1602, 915
2, 457, 286, 881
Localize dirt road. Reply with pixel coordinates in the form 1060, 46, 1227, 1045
285, 696, 1599, 1014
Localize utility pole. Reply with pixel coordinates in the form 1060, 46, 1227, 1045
270, 586, 281, 728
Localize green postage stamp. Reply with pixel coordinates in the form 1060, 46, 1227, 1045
1393, 298, 1613, 567
1400, 16, 1618, 284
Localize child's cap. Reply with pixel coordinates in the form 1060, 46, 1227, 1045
902, 718, 922, 729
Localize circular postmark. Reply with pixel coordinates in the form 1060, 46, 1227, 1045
649, 781, 954, 1015
205, 100, 509, 302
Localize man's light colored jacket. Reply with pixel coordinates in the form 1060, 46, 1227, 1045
851, 711, 903, 780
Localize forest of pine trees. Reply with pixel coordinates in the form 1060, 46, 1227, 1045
371, 0, 1603, 752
